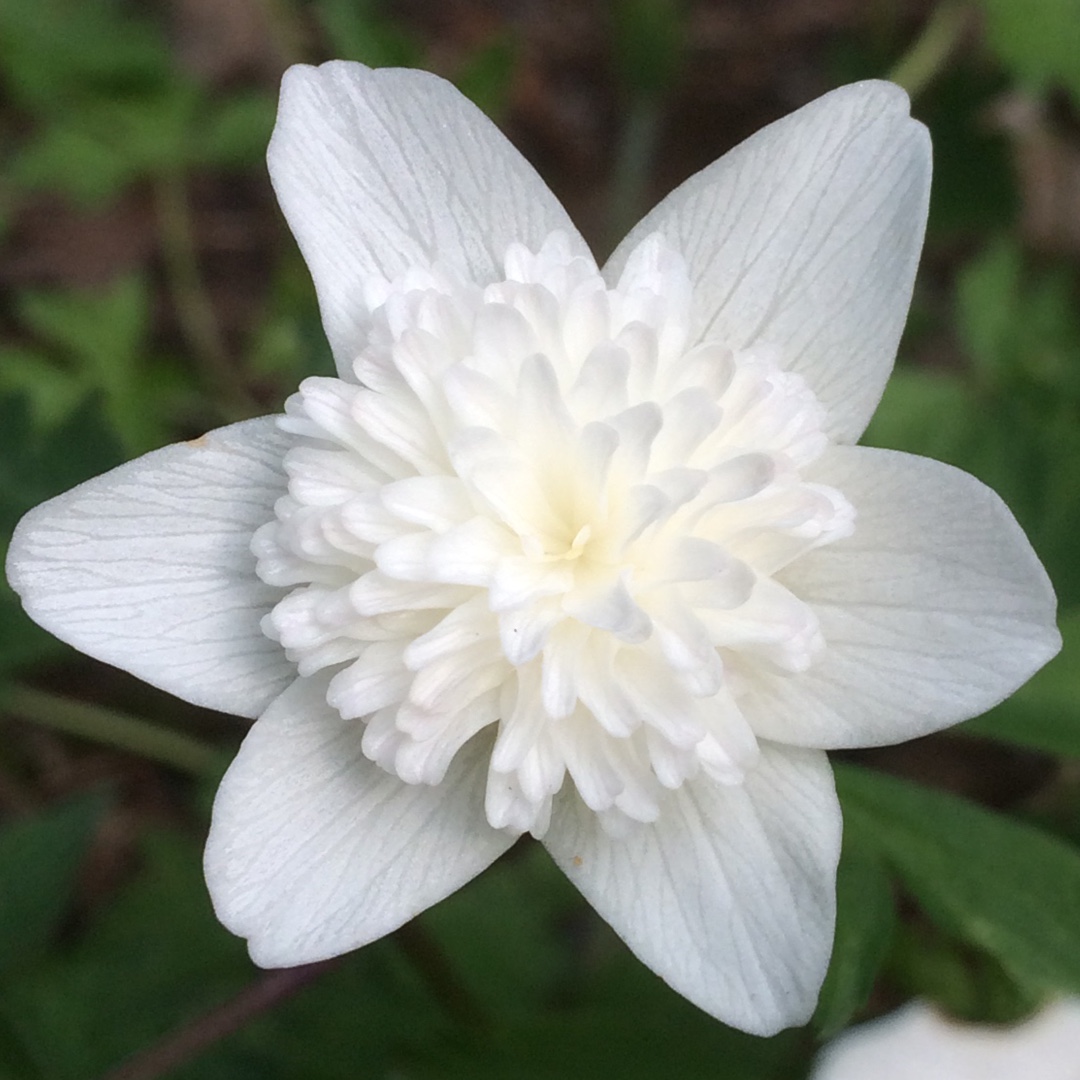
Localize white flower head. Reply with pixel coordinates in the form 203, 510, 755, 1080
5, 62, 1060, 1036
811, 999, 1080, 1080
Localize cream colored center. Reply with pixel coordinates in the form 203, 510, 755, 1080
252, 230, 854, 838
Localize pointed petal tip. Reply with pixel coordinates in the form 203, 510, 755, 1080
5, 418, 295, 719
204, 677, 512, 971
267, 58, 587, 376
545, 744, 839, 1035
605, 77, 933, 446
758, 446, 1063, 749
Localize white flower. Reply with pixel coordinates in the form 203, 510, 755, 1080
4, 62, 1060, 1036
811, 1000, 1080, 1080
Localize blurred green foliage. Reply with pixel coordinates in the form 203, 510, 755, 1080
839, 766, 1080, 1008
1, 0, 1080, 1078
977, 0, 1080, 104
0, 791, 109, 976
812, 837, 896, 1040
613, 0, 684, 100
1, 0, 275, 207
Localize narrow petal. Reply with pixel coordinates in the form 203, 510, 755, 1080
5, 419, 294, 719
205, 674, 514, 966
606, 81, 931, 443
745, 446, 1061, 748
545, 743, 839, 1035
269, 61, 589, 375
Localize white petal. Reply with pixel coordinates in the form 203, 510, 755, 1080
811, 999, 1080, 1080
427, 517, 519, 585
545, 742, 839, 1035
205, 674, 514, 966
269, 61, 589, 375
379, 476, 473, 531
449, 428, 561, 537
498, 603, 561, 665
746, 446, 1061, 747
606, 81, 931, 443
562, 576, 653, 644
327, 641, 411, 718
6, 419, 294, 718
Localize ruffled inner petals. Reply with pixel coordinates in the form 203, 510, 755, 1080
254, 230, 853, 837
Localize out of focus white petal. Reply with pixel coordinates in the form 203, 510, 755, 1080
812, 999, 1080, 1080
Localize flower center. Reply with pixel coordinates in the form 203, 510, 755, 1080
252, 231, 854, 837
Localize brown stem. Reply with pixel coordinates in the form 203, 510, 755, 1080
3, 685, 226, 778
154, 173, 254, 418
394, 921, 489, 1032
99, 959, 339, 1080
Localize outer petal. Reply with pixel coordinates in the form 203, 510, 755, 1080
605, 81, 930, 443
269, 61, 590, 375
205, 674, 513, 965
745, 446, 1061, 748
811, 999, 1080, 1080
5, 418, 293, 719
544, 743, 840, 1036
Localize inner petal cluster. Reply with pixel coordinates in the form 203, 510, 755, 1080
252, 231, 854, 837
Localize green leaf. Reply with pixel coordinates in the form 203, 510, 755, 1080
247, 257, 336, 384
0, 347, 85, 431
917, 66, 1018, 236
977, 0, 1080, 105
454, 38, 517, 119
861, 365, 974, 463
198, 92, 276, 170
0, 593, 62, 675
417, 1008, 803, 1080
886, 920, 1044, 1024
961, 608, 1080, 757
106, 85, 203, 175
837, 764, 1080, 996
955, 235, 1022, 385
0, 393, 124, 672
0, 393, 123, 534
613, 0, 684, 98
813, 835, 896, 1038
0, 0, 171, 115
418, 840, 582, 1019
313, 0, 422, 68
0, 828, 454, 1080
0, 829, 252, 1079
11, 87, 209, 204
0, 1012, 41, 1080
955, 238, 1080, 396
237, 945, 448, 1080
15, 277, 167, 453
0, 791, 109, 975
18, 279, 146, 387
9, 124, 134, 205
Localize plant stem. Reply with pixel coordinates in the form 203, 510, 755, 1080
154, 173, 253, 417
395, 920, 489, 1031
99, 959, 339, 1080
889, 1, 973, 101
605, 97, 663, 259
3, 685, 227, 777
